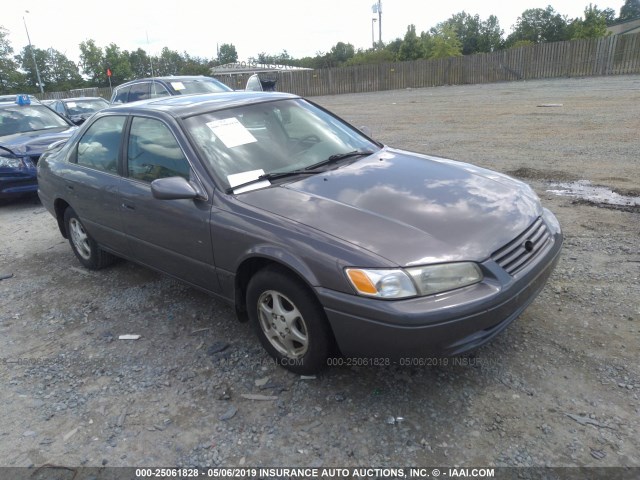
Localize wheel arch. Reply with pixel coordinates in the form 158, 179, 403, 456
54, 198, 72, 238
232, 248, 321, 324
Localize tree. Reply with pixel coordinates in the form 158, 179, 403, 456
619, 0, 640, 20
16, 45, 48, 92
217, 43, 237, 65
44, 49, 84, 91
569, 4, 612, 39
328, 42, 355, 65
438, 12, 504, 55
129, 48, 153, 78
507, 6, 569, 45
79, 40, 105, 85
104, 43, 133, 85
155, 47, 184, 76
0, 27, 26, 93
398, 25, 425, 60
425, 25, 463, 59
479, 15, 504, 52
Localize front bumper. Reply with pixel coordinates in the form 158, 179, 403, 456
318, 227, 562, 360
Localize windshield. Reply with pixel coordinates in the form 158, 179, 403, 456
170, 78, 233, 94
184, 98, 380, 191
65, 99, 109, 116
0, 105, 70, 136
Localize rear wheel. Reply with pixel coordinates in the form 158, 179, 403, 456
246, 266, 332, 374
64, 207, 115, 270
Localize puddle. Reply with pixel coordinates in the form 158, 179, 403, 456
547, 180, 640, 207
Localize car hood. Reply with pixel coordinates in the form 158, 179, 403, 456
0, 127, 76, 157
237, 148, 543, 266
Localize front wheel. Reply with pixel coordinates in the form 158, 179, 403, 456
64, 207, 115, 270
246, 266, 333, 374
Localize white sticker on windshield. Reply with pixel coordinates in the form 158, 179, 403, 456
67, 102, 77, 108
170, 81, 186, 91
227, 169, 270, 194
206, 118, 257, 149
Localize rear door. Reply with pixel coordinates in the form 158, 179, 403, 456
63, 115, 128, 253
118, 115, 218, 291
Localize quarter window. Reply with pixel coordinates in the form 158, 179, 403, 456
76, 116, 126, 173
126, 117, 190, 182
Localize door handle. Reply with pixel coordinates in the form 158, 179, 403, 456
121, 203, 136, 210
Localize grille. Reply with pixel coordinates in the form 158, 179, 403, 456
492, 217, 551, 275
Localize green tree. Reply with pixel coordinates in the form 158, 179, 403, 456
619, 0, 640, 20
478, 15, 504, 52
328, 42, 355, 65
16, 45, 49, 92
217, 43, 237, 65
129, 48, 153, 78
79, 40, 105, 85
438, 12, 504, 55
425, 25, 463, 59
0, 27, 26, 93
155, 47, 184, 76
181, 53, 210, 75
398, 25, 425, 60
104, 43, 133, 85
507, 6, 569, 45
44, 49, 84, 91
569, 4, 612, 39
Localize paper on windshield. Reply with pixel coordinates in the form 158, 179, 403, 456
206, 118, 257, 149
227, 169, 270, 194
170, 82, 186, 91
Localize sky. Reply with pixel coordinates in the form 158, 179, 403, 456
2, 0, 626, 65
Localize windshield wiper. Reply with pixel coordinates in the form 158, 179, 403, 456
304, 150, 375, 171
226, 170, 317, 194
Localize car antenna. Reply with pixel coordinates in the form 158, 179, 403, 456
147, 31, 155, 78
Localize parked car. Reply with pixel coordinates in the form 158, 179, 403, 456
1, 95, 76, 200
245, 73, 277, 92
43, 97, 110, 125
110, 75, 233, 104
37, 92, 562, 373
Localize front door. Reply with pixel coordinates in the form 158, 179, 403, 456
118, 115, 218, 292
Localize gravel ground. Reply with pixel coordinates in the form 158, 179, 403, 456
1, 75, 639, 471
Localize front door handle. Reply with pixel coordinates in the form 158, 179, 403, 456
121, 203, 136, 211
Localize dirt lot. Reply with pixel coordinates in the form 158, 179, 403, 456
1, 75, 639, 471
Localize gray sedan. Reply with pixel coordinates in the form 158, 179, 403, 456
37, 92, 562, 373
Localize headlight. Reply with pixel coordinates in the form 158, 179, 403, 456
0, 156, 23, 169
345, 262, 483, 299
406, 262, 483, 296
542, 207, 561, 235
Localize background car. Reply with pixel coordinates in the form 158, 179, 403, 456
43, 97, 110, 125
37, 92, 562, 373
245, 73, 278, 92
110, 75, 233, 104
1, 95, 76, 200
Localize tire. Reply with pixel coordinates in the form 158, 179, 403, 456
246, 266, 333, 374
64, 207, 115, 270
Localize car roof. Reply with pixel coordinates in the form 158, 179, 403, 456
115, 76, 223, 87
106, 91, 300, 118
60, 96, 108, 101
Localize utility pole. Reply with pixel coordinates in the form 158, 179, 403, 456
371, 1, 382, 47
23, 11, 44, 94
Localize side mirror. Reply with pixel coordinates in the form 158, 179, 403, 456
151, 176, 199, 200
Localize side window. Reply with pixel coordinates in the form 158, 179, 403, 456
150, 83, 170, 98
112, 86, 130, 104
53, 102, 66, 115
76, 116, 126, 173
126, 117, 190, 183
128, 83, 150, 102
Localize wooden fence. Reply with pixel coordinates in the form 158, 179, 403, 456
216, 32, 640, 97
46, 32, 640, 100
